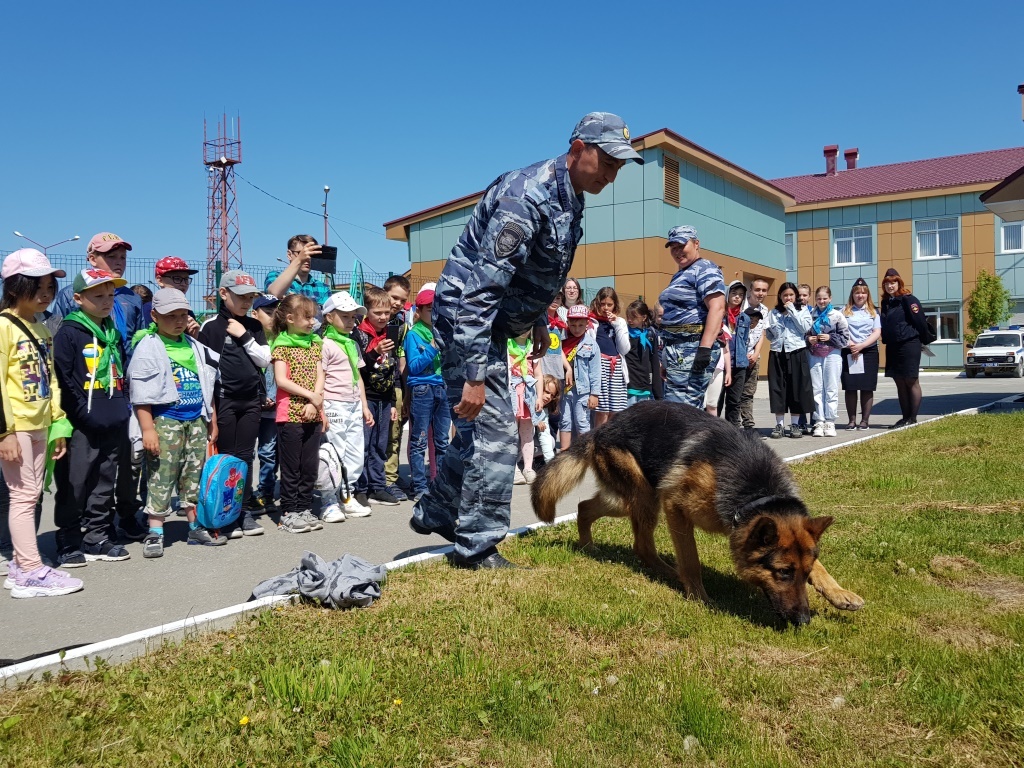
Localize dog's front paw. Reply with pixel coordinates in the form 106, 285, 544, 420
821, 587, 864, 611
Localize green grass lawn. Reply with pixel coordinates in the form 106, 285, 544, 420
3, 413, 1023, 767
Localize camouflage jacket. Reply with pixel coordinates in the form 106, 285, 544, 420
433, 153, 584, 382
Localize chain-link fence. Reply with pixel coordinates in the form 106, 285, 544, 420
0, 251, 396, 318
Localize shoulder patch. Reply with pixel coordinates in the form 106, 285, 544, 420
495, 223, 527, 259
910, 303, 920, 313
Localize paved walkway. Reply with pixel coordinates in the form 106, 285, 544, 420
1, 373, 1019, 665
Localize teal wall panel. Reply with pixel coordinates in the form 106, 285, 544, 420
995, 253, 1024, 297
643, 199, 663, 239
440, 227, 461, 260
926, 196, 945, 217
583, 205, 614, 245
892, 200, 913, 220
408, 226, 422, 263
876, 201, 892, 221
613, 201, 644, 241
612, 160, 644, 204
642, 148, 663, 200
418, 226, 444, 262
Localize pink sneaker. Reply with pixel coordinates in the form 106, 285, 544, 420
11, 565, 84, 599
3, 561, 16, 590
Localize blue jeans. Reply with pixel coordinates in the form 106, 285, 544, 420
356, 400, 393, 494
408, 383, 451, 495
257, 417, 278, 501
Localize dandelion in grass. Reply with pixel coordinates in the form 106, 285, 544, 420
393, 698, 402, 706
239, 716, 250, 726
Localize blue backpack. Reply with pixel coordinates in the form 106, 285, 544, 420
196, 453, 248, 530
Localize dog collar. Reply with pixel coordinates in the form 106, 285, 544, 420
733, 495, 782, 525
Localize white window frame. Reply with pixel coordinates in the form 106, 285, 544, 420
785, 233, 795, 271
921, 303, 961, 343
915, 217, 960, 260
832, 226, 873, 266
1001, 221, 1024, 254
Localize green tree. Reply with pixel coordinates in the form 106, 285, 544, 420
964, 269, 1012, 345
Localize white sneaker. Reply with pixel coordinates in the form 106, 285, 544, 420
513, 468, 527, 485
322, 503, 347, 524
823, 421, 837, 437
812, 421, 825, 437
523, 469, 537, 484
342, 497, 372, 518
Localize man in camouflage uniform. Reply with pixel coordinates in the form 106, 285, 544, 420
410, 112, 644, 569
657, 226, 727, 407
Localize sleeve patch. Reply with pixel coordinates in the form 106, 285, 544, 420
910, 303, 920, 313
495, 223, 527, 259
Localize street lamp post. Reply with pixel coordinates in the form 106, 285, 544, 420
12, 231, 80, 254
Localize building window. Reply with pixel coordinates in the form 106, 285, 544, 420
915, 217, 959, 260
1002, 222, 1023, 253
922, 303, 960, 342
785, 233, 795, 271
833, 226, 872, 266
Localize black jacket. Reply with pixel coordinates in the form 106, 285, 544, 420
624, 328, 664, 398
53, 316, 131, 433
880, 293, 930, 345
198, 307, 270, 401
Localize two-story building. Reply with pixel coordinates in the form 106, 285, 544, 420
772, 145, 1024, 368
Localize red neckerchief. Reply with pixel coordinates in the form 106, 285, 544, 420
727, 305, 741, 329
548, 311, 567, 331
562, 332, 585, 356
357, 318, 387, 354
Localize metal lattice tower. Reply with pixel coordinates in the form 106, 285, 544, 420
204, 115, 243, 308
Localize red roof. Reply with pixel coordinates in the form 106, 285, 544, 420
770, 146, 1024, 205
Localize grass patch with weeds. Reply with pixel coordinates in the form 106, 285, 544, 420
2, 412, 1023, 767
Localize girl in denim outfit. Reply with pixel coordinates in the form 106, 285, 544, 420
559, 304, 600, 450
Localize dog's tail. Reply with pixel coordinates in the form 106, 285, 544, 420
531, 433, 595, 523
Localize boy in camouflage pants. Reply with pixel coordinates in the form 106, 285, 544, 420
128, 289, 221, 558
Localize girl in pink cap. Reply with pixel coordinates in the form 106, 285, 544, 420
0, 249, 81, 598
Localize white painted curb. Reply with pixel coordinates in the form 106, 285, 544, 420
3, 396, 1017, 687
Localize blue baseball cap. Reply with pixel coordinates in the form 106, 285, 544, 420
665, 225, 699, 248
252, 293, 280, 312
570, 112, 644, 165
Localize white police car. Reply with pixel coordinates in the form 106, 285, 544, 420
965, 326, 1024, 378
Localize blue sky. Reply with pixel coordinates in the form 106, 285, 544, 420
2, 0, 1023, 282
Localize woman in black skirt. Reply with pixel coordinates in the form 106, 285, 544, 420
880, 268, 931, 428
764, 282, 815, 439
841, 277, 882, 429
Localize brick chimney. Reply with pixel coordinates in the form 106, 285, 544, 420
844, 147, 859, 170
824, 145, 839, 176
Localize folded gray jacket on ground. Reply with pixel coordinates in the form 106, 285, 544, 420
251, 552, 386, 609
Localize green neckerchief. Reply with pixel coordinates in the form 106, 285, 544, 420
132, 323, 158, 349
323, 325, 359, 385
158, 333, 197, 374
410, 321, 441, 377
270, 330, 321, 350
507, 337, 530, 378
131, 323, 197, 373
65, 310, 123, 392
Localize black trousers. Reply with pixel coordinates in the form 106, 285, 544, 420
277, 422, 321, 515
216, 396, 262, 506
724, 366, 748, 426
54, 426, 122, 550
115, 424, 143, 522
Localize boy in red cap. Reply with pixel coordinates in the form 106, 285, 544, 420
143, 257, 201, 337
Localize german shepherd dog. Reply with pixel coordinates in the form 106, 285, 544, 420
531, 401, 863, 625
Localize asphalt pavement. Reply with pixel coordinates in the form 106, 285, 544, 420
1, 372, 1020, 665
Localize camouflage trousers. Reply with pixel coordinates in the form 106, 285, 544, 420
144, 415, 208, 518
412, 339, 517, 562
661, 338, 721, 409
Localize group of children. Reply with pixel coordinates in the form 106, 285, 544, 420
515, 286, 666, 483
0, 247, 437, 598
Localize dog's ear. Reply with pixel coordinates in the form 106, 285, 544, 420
748, 516, 778, 549
803, 515, 834, 542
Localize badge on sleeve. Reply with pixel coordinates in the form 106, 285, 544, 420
910, 303, 920, 313
495, 223, 526, 259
